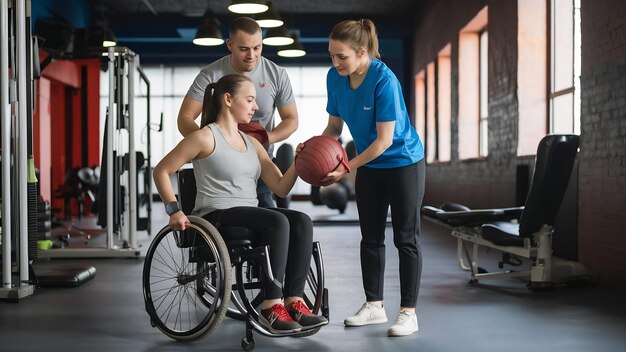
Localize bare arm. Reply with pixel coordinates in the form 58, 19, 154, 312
251, 137, 298, 197
267, 103, 298, 144
153, 128, 213, 229
347, 121, 394, 169
177, 97, 203, 137
322, 115, 344, 138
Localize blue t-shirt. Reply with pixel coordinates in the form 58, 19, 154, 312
326, 59, 424, 168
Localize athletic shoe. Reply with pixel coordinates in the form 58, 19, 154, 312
387, 311, 419, 336
259, 303, 302, 334
344, 302, 388, 327
286, 300, 328, 329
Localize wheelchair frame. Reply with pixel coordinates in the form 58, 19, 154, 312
142, 168, 329, 351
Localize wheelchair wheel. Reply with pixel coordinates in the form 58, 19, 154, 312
143, 216, 232, 342
227, 261, 263, 321
227, 241, 327, 335
294, 241, 327, 337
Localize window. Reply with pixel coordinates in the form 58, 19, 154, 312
437, 45, 451, 162
414, 70, 426, 143
415, 46, 450, 164
458, 6, 488, 160
479, 29, 488, 158
517, 0, 548, 156
426, 62, 436, 163
550, 0, 581, 135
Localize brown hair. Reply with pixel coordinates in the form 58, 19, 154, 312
329, 18, 380, 59
229, 16, 261, 37
200, 74, 252, 128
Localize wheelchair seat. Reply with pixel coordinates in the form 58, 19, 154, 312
421, 134, 590, 290
142, 167, 328, 351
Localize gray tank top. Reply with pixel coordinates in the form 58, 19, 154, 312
191, 123, 260, 216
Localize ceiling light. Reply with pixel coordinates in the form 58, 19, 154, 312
262, 26, 294, 46
278, 35, 306, 57
193, 9, 224, 46
228, 0, 269, 14
255, 1, 283, 28
102, 28, 117, 47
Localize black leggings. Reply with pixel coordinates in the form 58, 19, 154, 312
203, 207, 313, 300
355, 160, 426, 308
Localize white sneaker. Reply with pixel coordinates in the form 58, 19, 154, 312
344, 302, 388, 327
387, 311, 418, 336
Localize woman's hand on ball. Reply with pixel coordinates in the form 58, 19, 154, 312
321, 164, 347, 185
295, 143, 305, 157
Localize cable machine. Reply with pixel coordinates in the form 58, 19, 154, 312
38, 46, 152, 259
2, 2, 157, 298
1, 0, 35, 300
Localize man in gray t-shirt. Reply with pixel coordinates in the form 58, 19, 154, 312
177, 17, 299, 208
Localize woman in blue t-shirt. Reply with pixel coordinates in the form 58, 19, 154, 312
322, 19, 425, 337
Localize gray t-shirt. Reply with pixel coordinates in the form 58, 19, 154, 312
186, 55, 296, 156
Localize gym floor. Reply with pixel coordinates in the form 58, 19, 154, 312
2, 200, 626, 352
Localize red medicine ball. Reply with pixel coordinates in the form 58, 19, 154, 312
238, 122, 269, 145
295, 135, 351, 186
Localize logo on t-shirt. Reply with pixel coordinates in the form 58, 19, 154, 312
363, 106, 372, 111
259, 82, 266, 89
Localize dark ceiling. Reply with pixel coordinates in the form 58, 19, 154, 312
57, 0, 428, 66
96, 0, 422, 17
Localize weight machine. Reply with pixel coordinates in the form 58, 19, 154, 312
38, 46, 153, 259
2, 2, 154, 274
1, 0, 36, 300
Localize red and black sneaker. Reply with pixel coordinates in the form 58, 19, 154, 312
259, 303, 302, 334
286, 300, 328, 329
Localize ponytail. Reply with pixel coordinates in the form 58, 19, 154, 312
200, 75, 252, 128
330, 18, 380, 59
201, 83, 218, 128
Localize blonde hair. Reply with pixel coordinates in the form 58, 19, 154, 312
329, 18, 380, 59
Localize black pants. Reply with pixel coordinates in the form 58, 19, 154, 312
203, 206, 313, 300
355, 160, 425, 308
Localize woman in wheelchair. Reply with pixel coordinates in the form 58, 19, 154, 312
153, 73, 328, 334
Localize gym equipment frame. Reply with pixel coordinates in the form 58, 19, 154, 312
421, 134, 590, 291
39, 46, 153, 259
1, 0, 36, 300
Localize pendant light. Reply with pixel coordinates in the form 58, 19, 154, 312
278, 34, 306, 57
255, 1, 283, 28
262, 25, 294, 46
102, 27, 117, 47
228, 0, 269, 14
193, 9, 224, 46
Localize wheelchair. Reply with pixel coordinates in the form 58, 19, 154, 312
142, 168, 329, 351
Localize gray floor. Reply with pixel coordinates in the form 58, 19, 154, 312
2, 200, 626, 352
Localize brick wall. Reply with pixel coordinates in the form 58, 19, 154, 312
412, 0, 626, 285
412, 0, 523, 209
579, 0, 626, 285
